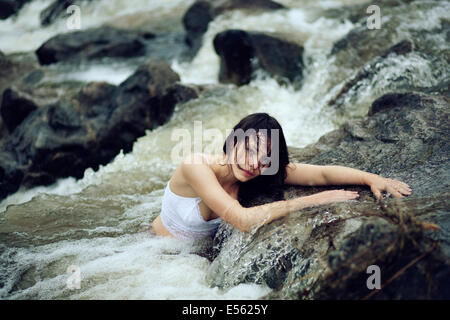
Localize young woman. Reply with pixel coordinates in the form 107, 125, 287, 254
152, 113, 412, 240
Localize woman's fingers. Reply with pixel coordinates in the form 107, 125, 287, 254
386, 185, 403, 198
399, 186, 412, 195
319, 190, 359, 204
337, 190, 359, 201
343, 191, 359, 200
369, 178, 413, 200
386, 179, 413, 197
387, 178, 412, 192
390, 183, 410, 195
370, 186, 383, 200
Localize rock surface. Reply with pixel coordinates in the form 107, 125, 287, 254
0, 60, 201, 200
35, 26, 155, 65
213, 30, 304, 86
326, 0, 449, 99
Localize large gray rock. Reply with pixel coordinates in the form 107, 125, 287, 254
327, 0, 449, 95
35, 26, 154, 65
0, 60, 201, 200
0, 68, 84, 135
213, 30, 304, 87
207, 92, 450, 299
327, 39, 415, 108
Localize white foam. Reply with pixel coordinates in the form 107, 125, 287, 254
49, 62, 136, 85
1, 233, 271, 299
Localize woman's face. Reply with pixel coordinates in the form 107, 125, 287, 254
228, 133, 271, 181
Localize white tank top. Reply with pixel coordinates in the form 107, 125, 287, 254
160, 154, 222, 240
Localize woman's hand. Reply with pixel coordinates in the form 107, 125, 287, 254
367, 176, 412, 200
311, 189, 360, 206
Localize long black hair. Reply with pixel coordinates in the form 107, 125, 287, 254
221, 113, 290, 203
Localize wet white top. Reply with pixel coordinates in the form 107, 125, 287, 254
160, 154, 222, 240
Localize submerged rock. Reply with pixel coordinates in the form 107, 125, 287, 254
213, 29, 304, 87
208, 92, 450, 299
0, 60, 200, 200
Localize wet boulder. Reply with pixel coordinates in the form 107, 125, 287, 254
1, 68, 85, 134
183, 0, 285, 54
213, 29, 304, 87
35, 26, 154, 65
328, 1, 415, 71
327, 0, 449, 91
327, 39, 415, 108
208, 92, 450, 299
0, 60, 201, 200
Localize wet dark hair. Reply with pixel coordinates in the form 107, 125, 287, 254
221, 112, 290, 203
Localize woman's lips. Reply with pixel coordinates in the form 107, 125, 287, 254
237, 164, 254, 177
243, 170, 253, 177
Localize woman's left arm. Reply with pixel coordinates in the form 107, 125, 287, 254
284, 163, 412, 199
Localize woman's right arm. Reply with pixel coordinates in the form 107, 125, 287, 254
181, 154, 359, 232
235, 189, 359, 231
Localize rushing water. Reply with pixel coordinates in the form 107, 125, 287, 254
0, 0, 448, 299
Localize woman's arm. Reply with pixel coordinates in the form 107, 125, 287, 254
285, 163, 412, 199
181, 155, 358, 232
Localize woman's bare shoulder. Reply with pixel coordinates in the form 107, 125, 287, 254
170, 154, 212, 197
174, 153, 214, 183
